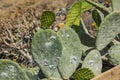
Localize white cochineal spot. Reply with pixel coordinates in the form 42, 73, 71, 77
61, 34, 64, 37
54, 57, 60, 65
1, 72, 8, 78
45, 36, 56, 48
66, 34, 70, 38
45, 41, 53, 48
8, 65, 16, 73
88, 60, 94, 66
43, 59, 50, 66
95, 54, 98, 58
49, 36, 56, 40
96, 66, 99, 71
70, 56, 78, 64
49, 64, 56, 71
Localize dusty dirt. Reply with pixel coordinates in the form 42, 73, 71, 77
0, 0, 73, 19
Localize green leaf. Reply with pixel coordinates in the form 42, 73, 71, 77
74, 19, 95, 53
96, 11, 120, 50
73, 16, 81, 26
112, 0, 120, 11
81, 0, 93, 12
73, 68, 95, 80
92, 9, 101, 27
65, 1, 81, 27
41, 11, 55, 29
65, 0, 93, 27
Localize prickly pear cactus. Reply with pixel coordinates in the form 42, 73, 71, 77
57, 27, 83, 79
0, 59, 29, 80
31, 29, 62, 79
73, 68, 94, 80
107, 44, 120, 65
41, 11, 55, 29
82, 50, 102, 76
96, 11, 120, 50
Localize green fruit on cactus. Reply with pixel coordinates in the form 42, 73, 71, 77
41, 11, 55, 29
57, 27, 82, 79
31, 29, 62, 79
73, 68, 95, 80
0, 59, 29, 80
107, 44, 120, 65
82, 49, 102, 76
96, 11, 120, 50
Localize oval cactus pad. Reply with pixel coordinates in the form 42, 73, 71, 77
31, 29, 62, 78
57, 27, 82, 79
96, 11, 120, 50
82, 50, 102, 76
107, 44, 120, 65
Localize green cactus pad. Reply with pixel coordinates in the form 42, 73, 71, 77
0, 59, 29, 80
57, 27, 82, 79
82, 50, 102, 76
107, 44, 120, 65
73, 68, 95, 80
112, 0, 120, 11
41, 11, 55, 29
96, 11, 120, 50
31, 29, 62, 78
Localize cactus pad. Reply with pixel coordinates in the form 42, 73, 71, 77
57, 27, 82, 79
96, 11, 120, 50
0, 59, 29, 80
82, 50, 102, 76
112, 0, 120, 11
107, 44, 120, 65
31, 29, 62, 78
